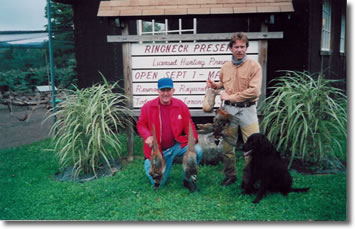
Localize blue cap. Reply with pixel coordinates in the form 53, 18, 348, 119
158, 78, 174, 89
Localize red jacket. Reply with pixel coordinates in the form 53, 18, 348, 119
137, 97, 198, 159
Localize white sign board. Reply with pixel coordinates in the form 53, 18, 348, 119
131, 41, 259, 108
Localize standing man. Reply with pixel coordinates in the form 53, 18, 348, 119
137, 78, 203, 192
207, 32, 262, 186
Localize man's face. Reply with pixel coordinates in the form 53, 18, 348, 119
231, 40, 247, 60
158, 88, 175, 105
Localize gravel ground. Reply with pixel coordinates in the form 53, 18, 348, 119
0, 104, 52, 150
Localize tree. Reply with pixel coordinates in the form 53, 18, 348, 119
45, 1, 75, 68
0, 48, 46, 71
0, 2, 77, 92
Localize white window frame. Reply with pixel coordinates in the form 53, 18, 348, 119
137, 18, 197, 43
321, 0, 332, 52
339, 13, 345, 54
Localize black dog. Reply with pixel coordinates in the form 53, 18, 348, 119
241, 133, 309, 204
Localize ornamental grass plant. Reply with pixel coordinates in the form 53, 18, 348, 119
260, 71, 347, 169
45, 77, 134, 178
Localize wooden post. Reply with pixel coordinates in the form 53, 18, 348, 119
121, 20, 134, 161
258, 22, 269, 110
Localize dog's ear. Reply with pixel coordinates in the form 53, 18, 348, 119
246, 134, 265, 154
258, 135, 274, 156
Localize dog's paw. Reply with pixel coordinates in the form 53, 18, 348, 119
252, 195, 263, 204
252, 199, 260, 204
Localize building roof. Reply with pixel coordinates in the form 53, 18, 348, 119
97, 0, 294, 17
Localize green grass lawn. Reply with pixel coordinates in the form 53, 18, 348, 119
0, 137, 347, 221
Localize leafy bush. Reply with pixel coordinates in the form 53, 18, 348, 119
260, 71, 347, 168
0, 69, 41, 92
46, 76, 135, 178
0, 48, 46, 71
0, 65, 77, 92
0, 70, 25, 91
53, 58, 77, 89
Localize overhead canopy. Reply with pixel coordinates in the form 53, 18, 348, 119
97, 0, 294, 17
0, 31, 47, 43
0, 31, 48, 48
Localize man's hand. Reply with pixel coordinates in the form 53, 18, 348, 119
220, 91, 230, 101
145, 136, 153, 148
207, 78, 217, 89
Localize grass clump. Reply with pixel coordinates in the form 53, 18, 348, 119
45, 76, 134, 178
260, 71, 347, 168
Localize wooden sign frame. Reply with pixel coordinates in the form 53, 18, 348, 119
108, 26, 283, 160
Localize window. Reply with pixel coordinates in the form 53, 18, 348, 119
137, 18, 197, 43
339, 13, 345, 53
321, 0, 332, 51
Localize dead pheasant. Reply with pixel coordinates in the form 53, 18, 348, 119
213, 108, 234, 145
149, 125, 166, 188
202, 88, 218, 112
182, 121, 198, 192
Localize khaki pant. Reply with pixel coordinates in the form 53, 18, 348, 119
222, 105, 259, 178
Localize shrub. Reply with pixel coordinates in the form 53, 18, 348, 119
0, 69, 43, 92
260, 71, 347, 168
54, 58, 77, 89
0, 65, 77, 92
46, 76, 135, 178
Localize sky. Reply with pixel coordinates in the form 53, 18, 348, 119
0, 0, 47, 31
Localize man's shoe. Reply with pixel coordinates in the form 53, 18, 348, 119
183, 179, 197, 192
221, 177, 237, 186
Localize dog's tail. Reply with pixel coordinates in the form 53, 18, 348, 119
290, 187, 310, 193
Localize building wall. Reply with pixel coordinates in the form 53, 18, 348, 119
196, 14, 264, 33
69, 0, 346, 91
267, 0, 346, 92
72, 0, 123, 88
321, 0, 347, 89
